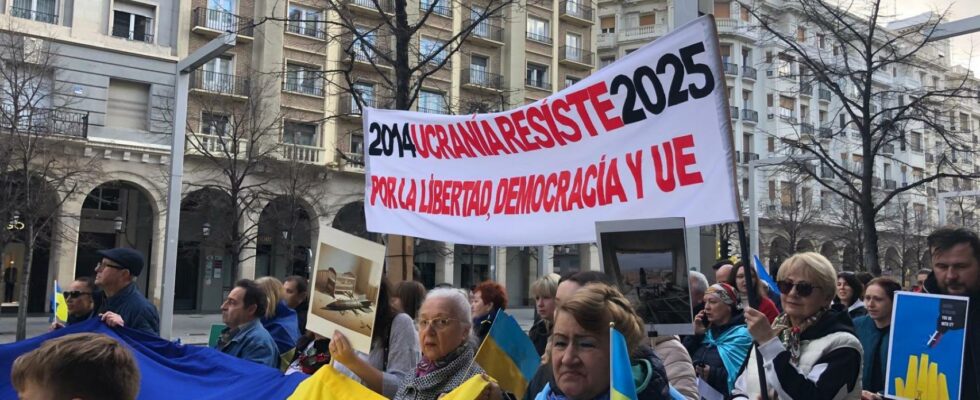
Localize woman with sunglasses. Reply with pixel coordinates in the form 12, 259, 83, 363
732, 252, 863, 400
854, 278, 902, 400
50, 278, 99, 330
836, 272, 868, 319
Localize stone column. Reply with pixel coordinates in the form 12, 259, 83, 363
435, 242, 455, 286
49, 197, 85, 310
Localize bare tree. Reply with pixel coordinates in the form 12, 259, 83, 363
747, 0, 978, 274
762, 170, 820, 255
880, 198, 932, 285
0, 30, 101, 339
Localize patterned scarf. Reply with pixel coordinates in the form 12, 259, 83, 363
396, 342, 485, 400
772, 308, 826, 365
415, 343, 467, 377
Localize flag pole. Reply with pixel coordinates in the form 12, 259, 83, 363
737, 220, 769, 400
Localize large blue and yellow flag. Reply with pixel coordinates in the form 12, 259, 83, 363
49, 280, 68, 323
611, 327, 637, 400
474, 310, 539, 399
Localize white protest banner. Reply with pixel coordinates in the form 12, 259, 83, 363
363, 16, 738, 246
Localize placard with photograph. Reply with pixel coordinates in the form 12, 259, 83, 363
596, 217, 694, 336
306, 226, 386, 354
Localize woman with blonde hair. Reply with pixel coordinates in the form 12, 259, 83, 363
533, 284, 670, 400
528, 273, 560, 355
255, 276, 301, 354
732, 252, 863, 400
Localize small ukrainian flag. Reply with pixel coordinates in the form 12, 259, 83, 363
611, 327, 638, 400
50, 280, 68, 323
474, 310, 539, 399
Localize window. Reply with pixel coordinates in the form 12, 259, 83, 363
564, 76, 580, 89
287, 4, 324, 38
741, 48, 752, 66
421, 0, 451, 17
742, 178, 749, 199
777, 54, 793, 77
350, 131, 364, 154
821, 191, 832, 210
639, 13, 655, 26
418, 90, 447, 114
351, 82, 375, 113
818, 34, 826, 49
420, 37, 449, 65
779, 96, 795, 119
12, 0, 57, 23
740, 5, 750, 21
713, 1, 730, 18
352, 27, 378, 62
796, 27, 806, 42
285, 63, 323, 96
527, 17, 550, 43
720, 44, 732, 64
283, 121, 318, 146
471, 8, 492, 39
526, 63, 548, 89
205, 0, 237, 31
911, 131, 923, 151
469, 55, 490, 85
107, 79, 150, 131
201, 112, 230, 136
83, 187, 121, 211
201, 55, 234, 92
600, 16, 615, 34
564, 33, 583, 61
112, 2, 155, 42
768, 181, 776, 201
767, 137, 775, 152
600, 56, 615, 68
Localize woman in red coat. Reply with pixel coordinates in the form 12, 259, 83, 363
729, 261, 779, 322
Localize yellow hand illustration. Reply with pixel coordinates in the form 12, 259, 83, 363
894, 354, 950, 400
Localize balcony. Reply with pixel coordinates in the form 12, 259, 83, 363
464, 18, 504, 46
872, 177, 882, 188
799, 83, 813, 97
819, 126, 833, 139
277, 143, 326, 165
801, 123, 815, 136
0, 106, 88, 139
723, 63, 739, 76
526, 32, 553, 45
338, 92, 394, 117
283, 80, 324, 97
192, 7, 254, 39
461, 68, 504, 92
342, 151, 365, 172
818, 88, 831, 102
11, 7, 57, 24
559, 46, 593, 69
111, 24, 154, 43
559, 1, 593, 25
729, 106, 739, 119
884, 179, 897, 190
186, 133, 248, 157
735, 151, 759, 164
190, 70, 250, 97
742, 66, 757, 80
346, 0, 394, 15
882, 143, 895, 155
617, 25, 668, 43
419, 0, 452, 18
286, 21, 326, 40
715, 18, 758, 41
925, 153, 935, 163
342, 35, 391, 68
742, 109, 758, 123
526, 78, 551, 91
820, 165, 834, 179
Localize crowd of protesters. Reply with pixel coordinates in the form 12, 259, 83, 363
11, 225, 980, 400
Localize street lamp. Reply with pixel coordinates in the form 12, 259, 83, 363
201, 222, 211, 239
113, 216, 124, 232
747, 155, 817, 261
159, 34, 237, 340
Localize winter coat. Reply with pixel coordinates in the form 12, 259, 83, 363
923, 272, 980, 400
651, 336, 698, 400
683, 313, 752, 396
732, 306, 863, 400
261, 301, 302, 353
853, 316, 888, 393
847, 300, 868, 319
216, 319, 280, 368
528, 319, 550, 356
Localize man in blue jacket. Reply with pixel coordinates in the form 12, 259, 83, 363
216, 279, 279, 368
95, 248, 160, 335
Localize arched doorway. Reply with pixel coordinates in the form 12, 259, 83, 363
256, 196, 314, 279
820, 241, 839, 267
175, 188, 235, 312
767, 236, 791, 271
1, 175, 57, 313
796, 239, 815, 253
883, 247, 901, 277
842, 245, 860, 271
332, 201, 379, 242
75, 181, 156, 296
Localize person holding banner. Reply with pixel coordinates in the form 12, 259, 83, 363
533, 284, 670, 400
472, 281, 508, 343
393, 288, 503, 400
853, 277, 901, 400
921, 227, 980, 400
50, 277, 99, 330
329, 277, 420, 398
729, 263, 779, 323
733, 252, 863, 400
683, 283, 752, 397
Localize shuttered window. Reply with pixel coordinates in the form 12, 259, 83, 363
639, 13, 655, 26
714, 1, 730, 18
107, 79, 150, 131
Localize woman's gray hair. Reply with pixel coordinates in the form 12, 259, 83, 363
424, 288, 472, 326
688, 271, 709, 294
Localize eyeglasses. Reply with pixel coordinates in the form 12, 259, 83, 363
777, 280, 819, 297
63, 291, 91, 299
96, 261, 125, 270
416, 318, 459, 331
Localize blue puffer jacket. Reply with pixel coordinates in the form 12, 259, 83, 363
853, 315, 889, 393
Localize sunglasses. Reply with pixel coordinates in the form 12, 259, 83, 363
63, 291, 92, 299
777, 280, 819, 297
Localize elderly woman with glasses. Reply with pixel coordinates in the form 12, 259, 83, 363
732, 252, 863, 400
393, 288, 503, 400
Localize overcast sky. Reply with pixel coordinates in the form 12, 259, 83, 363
890, 0, 980, 75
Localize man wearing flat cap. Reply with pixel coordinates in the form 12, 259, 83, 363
95, 248, 160, 335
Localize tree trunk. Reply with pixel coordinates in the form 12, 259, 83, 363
15, 226, 34, 340
861, 201, 881, 275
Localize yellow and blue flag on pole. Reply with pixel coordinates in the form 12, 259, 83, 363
611, 327, 637, 400
49, 280, 67, 323
474, 310, 539, 399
